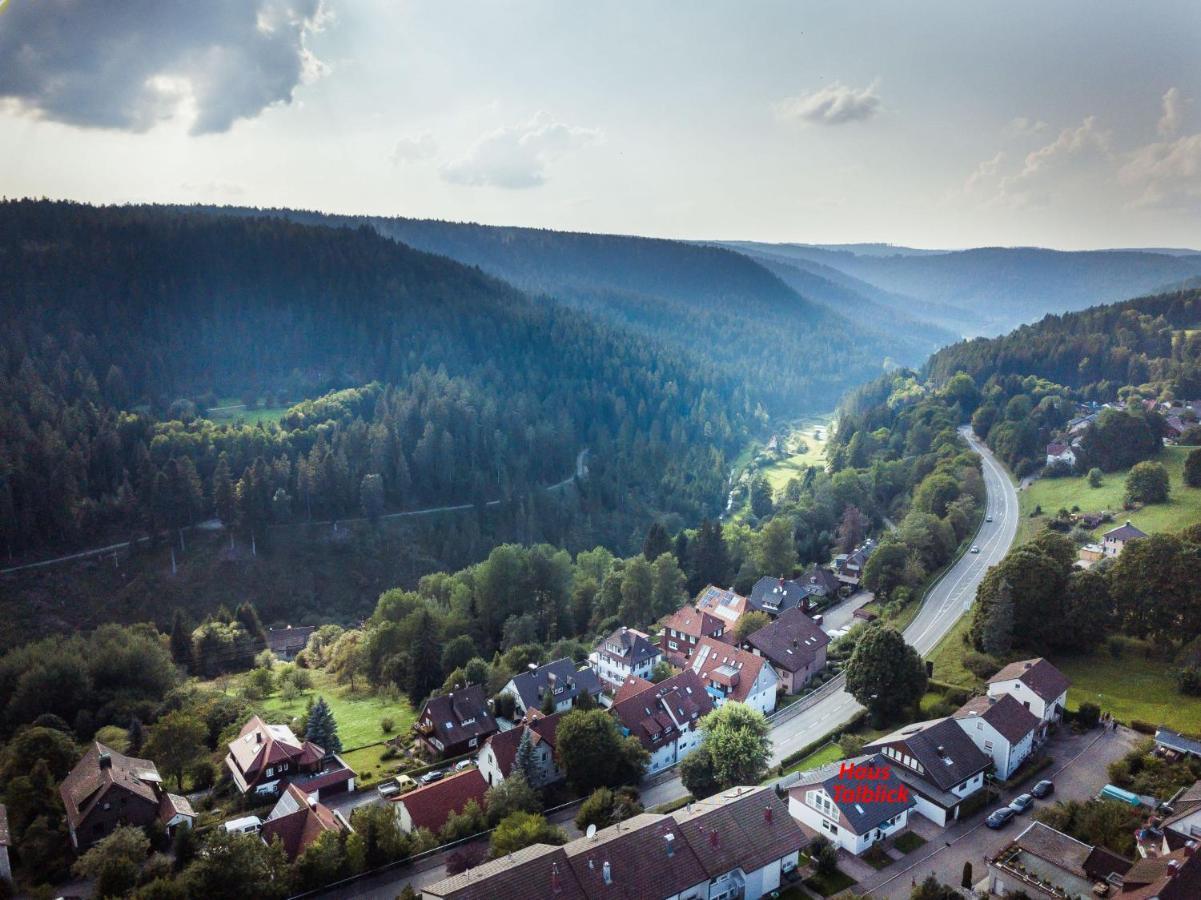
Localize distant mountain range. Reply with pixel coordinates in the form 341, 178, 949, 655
717, 241, 1201, 337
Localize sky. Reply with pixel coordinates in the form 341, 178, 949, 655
1, 0, 1200, 250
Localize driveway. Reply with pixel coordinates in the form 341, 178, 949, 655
820, 589, 874, 633
861, 724, 1139, 898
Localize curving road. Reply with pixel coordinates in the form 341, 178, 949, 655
642, 426, 1018, 805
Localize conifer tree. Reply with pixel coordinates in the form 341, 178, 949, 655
304, 697, 342, 756
515, 729, 538, 785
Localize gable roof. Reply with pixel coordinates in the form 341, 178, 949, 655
1104, 521, 1149, 542
611, 670, 712, 752
954, 693, 1041, 744
1010, 821, 1096, 880
745, 608, 830, 673
418, 684, 498, 749
865, 717, 991, 792
508, 658, 601, 711
1119, 845, 1201, 898
394, 768, 488, 834
789, 754, 915, 835
988, 657, 1071, 702
694, 585, 748, 623
60, 743, 162, 832
482, 712, 563, 779
597, 628, 661, 667
226, 717, 325, 789
424, 845, 586, 900
266, 625, 316, 655
613, 675, 655, 704
689, 636, 773, 703
259, 784, 345, 861
1156, 727, 1201, 757
659, 606, 725, 640
673, 786, 807, 876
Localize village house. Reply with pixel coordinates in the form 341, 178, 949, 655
266, 624, 316, 661
689, 636, 780, 715
1103, 521, 1149, 558
477, 711, 564, 788
863, 717, 990, 826
953, 693, 1042, 780
1045, 441, 1077, 468
832, 539, 876, 587
1155, 727, 1201, 761
225, 716, 356, 799
987, 822, 1135, 899
694, 585, 749, 626
501, 657, 602, 716
422, 785, 807, 900
259, 783, 351, 861
60, 743, 196, 851
414, 684, 499, 759
392, 768, 488, 835
743, 608, 830, 694
611, 670, 713, 774
591, 626, 663, 688
747, 568, 839, 617
657, 606, 727, 666
986, 657, 1070, 732
787, 754, 915, 855
1154, 780, 1201, 850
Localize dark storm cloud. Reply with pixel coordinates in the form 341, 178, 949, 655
0, 0, 326, 134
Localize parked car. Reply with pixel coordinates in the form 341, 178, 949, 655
970, 546, 980, 553
986, 515, 994, 522
420, 769, 446, 785
454, 759, 474, 771
376, 779, 401, 799
986, 807, 1017, 829
1009, 793, 1035, 814
1032, 780, 1055, 799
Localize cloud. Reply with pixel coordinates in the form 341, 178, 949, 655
0, 0, 328, 135
1119, 132, 1201, 209
1158, 87, 1184, 138
392, 133, 437, 164
774, 81, 881, 126
964, 151, 1005, 193
1004, 116, 1048, 138
441, 112, 601, 189
989, 116, 1112, 207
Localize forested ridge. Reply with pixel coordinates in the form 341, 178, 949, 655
192, 205, 906, 415
0, 200, 751, 561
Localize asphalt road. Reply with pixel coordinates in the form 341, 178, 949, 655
643, 426, 1018, 806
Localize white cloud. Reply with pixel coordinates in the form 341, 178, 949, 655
392, 133, 437, 164
1158, 87, 1184, 138
0, 0, 329, 135
441, 112, 601, 189
774, 81, 882, 126
989, 116, 1112, 207
1119, 132, 1201, 209
1004, 116, 1048, 138
964, 151, 1005, 193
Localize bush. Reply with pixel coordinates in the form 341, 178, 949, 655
927, 699, 954, 718
380, 745, 399, 761
1178, 667, 1201, 696
1075, 702, 1101, 729
1107, 636, 1126, 659
1131, 720, 1157, 735
963, 651, 1001, 680
381, 717, 395, 734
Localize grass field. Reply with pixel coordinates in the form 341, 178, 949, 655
250, 669, 416, 750
206, 396, 291, 427
761, 417, 833, 495
1017, 445, 1201, 547
781, 742, 842, 777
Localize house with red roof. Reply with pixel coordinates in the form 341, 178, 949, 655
392, 769, 488, 835
224, 716, 355, 799
657, 605, 727, 666
60, 743, 196, 850
610, 670, 713, 774
694, 585, 749, 626
477, 711, 564, 788
259, 783, 350, 861
689, 636, 779, 715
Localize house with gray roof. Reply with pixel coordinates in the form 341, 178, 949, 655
1103, 520, 1148, 557
743, 608, 829, 694
987, 657, 1070, 729
954, 693, 1042, 780
863, 717, 990, 826
787, 754, 915, 855
502, 658, 602, 716
592, 627, 663, 688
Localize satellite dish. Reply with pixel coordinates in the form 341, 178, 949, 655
586, 824, 597, 839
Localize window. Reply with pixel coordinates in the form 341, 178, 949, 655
984, 741, 993, 751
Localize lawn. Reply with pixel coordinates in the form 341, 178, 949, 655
1017, 446, 1201, 547
893, 831, 927, 854
926, 615, 978, 690
761, 416, 833, 495
342, 743, 403, 789
251, 669, 416, 750
781, 742, 843, 777
804, 868, 857, 897
206, 396, 291, 427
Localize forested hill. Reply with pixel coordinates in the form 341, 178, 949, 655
0, 200, 750, 559
926, 287, 1201, 399
195, 206, 917, 415
720, 241, 1201, 337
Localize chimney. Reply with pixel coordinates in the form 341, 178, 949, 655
1185, 841, 1198, 857
551, 862, 562, 894
256, 731, 264, 744
709, 828, 720, 849
764, 805, 774, 824
98, 752, 112, 770
602, 861, 612, 885
936, 746, 945, 755
664, 832, 675, 857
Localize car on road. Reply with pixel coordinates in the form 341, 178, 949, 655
419, 769, 446, 785
1009, 793, 1035, 814
986, 515, 993, 522
454, 759, 474, 771
971, 545, 981, 553
986, 807, 1017, 829
1032, 780, 1055, 799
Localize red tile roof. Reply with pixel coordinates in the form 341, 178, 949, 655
659, 606, 725, 639
613, 676, 655, 704
611, 670, 712, 752
689, 637, 769, 704
260, 784, 345, 861
60, 743, 163, 832
394, 769, 488, 834
226, 716, 325, 789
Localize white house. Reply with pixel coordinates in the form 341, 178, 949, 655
611, 670, 713, 775
987, 658, 1070, 731
1045, 442, 1077, 468
953, 693, 1041, 780
863, 718, 990, 827
476, 712, 564, 788
689, 637, 779, 716
591, 627, 663, 688
1101, 521, 1148, 558
787, 755, 914, 855
501, 658, 602, 716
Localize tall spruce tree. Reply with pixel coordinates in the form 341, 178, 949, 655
304, 697, 342, 756
515, 729, 538, 784
642, 522, 672, 561
169, 609, 192, 669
